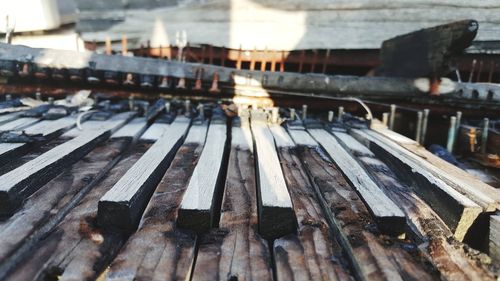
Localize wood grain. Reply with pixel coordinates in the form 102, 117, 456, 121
99, 117, 191, 231
308, 128, 405, 236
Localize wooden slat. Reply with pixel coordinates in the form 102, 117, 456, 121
250, 110, 296, 240
297, 140, 436, 281
0, 117, 39, 131
0, 112, 133, 217
270, 128, 352, 281
0, 138, 133, 280
62, 112, 135, 138
3, 144, 150, 281
106, 122, 208, 281
139, 123, 169, 142
490, 215, 500, 264
111, 117, 148, 140
350, 128, 483, 241
190, 121, 273, 281
0, 112, 23, 126
373, 127, 500, 211
308, 128, 405, 235
177, 121, 229, 233
335, 130, 494, 281
23, 116, 76, 137
98, 117, 191, 230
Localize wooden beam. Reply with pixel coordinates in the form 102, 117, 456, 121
0, 117, 39, 131
334, 130, 495, 280
62, 112, 135, 138
490, 215, 500, 264
350, 128, 482, 241
190, 118, 273, 281
98, 117, 191, 231
177, 119, 229, 233
270, 126, 351, 280
0, 112, 133, 217
372, 127, 500, 211
139, 123, 169, 142
0, 111, 23, 126
308, 128, 405, 236
295, 137, 434, 281
250, 110, 295, 240
111, 117, 148, 140
106, 122, 208, 281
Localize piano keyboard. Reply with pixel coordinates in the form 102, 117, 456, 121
0, 99, 496, 281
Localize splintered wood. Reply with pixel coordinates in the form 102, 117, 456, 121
250, 110, 296, 240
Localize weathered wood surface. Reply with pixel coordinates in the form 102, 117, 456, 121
350, 128, 482, 241
308, 128, 405, 236
335, 130, 495, 281
4, 144, 150, 281
373, 127, 500, 211
491, 215, 500, 264
272, 133, 352, 281
177, 121, 228, 233
297, 143, 437, 281
250, 110, 296, 240
106, 123, 208, 281
139, 123, 170, 142
0, 112, 23, 126
111, 117, 148, 140
62, 112, 135, 138
99, 117, 191, 231
0, 117, 39, 131
0, 113, 132, 217
0, 116, 77, 167
190, 123, 273, 281
0, 138, 132, 280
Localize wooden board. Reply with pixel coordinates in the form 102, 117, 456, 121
335, 130, 495, 281
350, 128, 483, 241
190, 124, 273, 281
0, 112, 23, 126
98, 117, 191, 231
308, 128, 405, 236
2, 144, 151, 281
490, 215, 500, 264
0, 138, 132, 280
0, 117, 39, 131
373, 127, 500, 211
273, 140, 352, 281
139, 123, 169, 142
0, 114, 131, 217
177, 122, 229, 233
297, 144, 436, 281
106, 123, 208, 281
250, 110, 296, 240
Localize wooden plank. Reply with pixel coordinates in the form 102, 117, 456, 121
177, 120, 229, 233
2, 144, 151, 281
111, 117, 148, 140
0, 112, 23, 126
296, 141, 436, 281
62, 112, 135, 138
335, 130, 495, 281
139, 123, 169, 142
0, 112, 133, 217
98, 117, 191, 230
106, 122, 208, 281
308, 128, 405, 235
250, 110, 296, 240
490, 215, 500, 264
350, 128, 482, 241
190, 121, 273, 281
0, 138, 133, 280
373, 127, 500, 211
0, 117, 39, 131
270, 129, 352, 281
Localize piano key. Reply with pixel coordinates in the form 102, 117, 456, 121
107, 121, 208, 281
177, 116, 229, 233
250, 110, 296, 240
98, 116, 191, 230
0, 112, 134, 216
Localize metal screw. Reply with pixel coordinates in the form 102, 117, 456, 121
48, 97, 54, 104
290, 108, 296, 120
481, 118, 489, 154
389, 104, 396, 130
271, 107, 279, 124
302, 104, 307, 120
337, 106, 344, 122
446, 116, 457, 153
415, 111, 423, 143
420, 109, 429, 144
328, 111, 334, 122
382, 112, 389, 127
